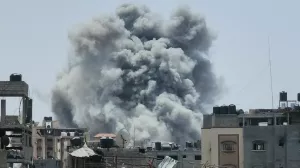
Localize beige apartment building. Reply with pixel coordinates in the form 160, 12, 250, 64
201, 105, 244, 168
202, 127, 244, 168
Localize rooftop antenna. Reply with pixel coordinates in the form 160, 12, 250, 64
133, 124, 136, 147
268, 36, 274, 109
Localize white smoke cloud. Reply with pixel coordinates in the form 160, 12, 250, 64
51, 4, 221, 144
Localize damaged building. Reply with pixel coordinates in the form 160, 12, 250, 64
0, 74, 34, 168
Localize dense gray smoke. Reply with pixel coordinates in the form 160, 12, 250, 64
52, 4, 221, 144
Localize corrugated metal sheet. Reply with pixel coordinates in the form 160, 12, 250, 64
157, 156, 178, 168
69, 143, 97, 158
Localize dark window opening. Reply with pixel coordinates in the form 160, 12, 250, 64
157, 155, 164, 160
252, 141, 265, 151
278, 138, 285, 147
195, 155, 201, 160
182, 155, 186, 158
29, 137, 32, 147
170, 155, 178, 160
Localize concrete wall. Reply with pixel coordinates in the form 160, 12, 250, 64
243, 125, 300, 168
201, 128, 244, 168
34, 159, 61, 168
203, 114, 240, 129
147, 150, 201, 168
213, 115, 240, 128
0, 150, 7, 168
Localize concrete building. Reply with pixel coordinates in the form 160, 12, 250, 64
0, 74, 34, 168
202, 91, 300, 168
32, 117, 88, 168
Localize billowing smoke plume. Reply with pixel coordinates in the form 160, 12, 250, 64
52, 4, 221, 144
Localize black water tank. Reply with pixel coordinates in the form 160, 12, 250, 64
186, 141, 193, 148
237, 109, 245, 114
139, 148, 146, 153
213, 106, 220, 114
220, 106, 229, 114
155, 142, 162, 150
280, 91, 287, 101
9, 73, 22, 81
228, 104, 237, 114
1, 135, 9, 149
44, 117, 52, 121
193, 142, 198, 148
297, 93, 300, 102
70, 137, 82, 146
100, 137, 114, 148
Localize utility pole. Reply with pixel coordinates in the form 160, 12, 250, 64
133, 125, 136, 148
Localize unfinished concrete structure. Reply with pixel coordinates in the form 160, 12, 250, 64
202, 91, 300, 168
0, 74, 33, 167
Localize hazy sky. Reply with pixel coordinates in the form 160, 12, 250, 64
1, 0, 299, 123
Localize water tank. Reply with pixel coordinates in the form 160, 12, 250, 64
44, 117, 52, 121
9, 73, 22, 82
1, 135, 10, 148
70, 137, 82, 146
297, 93, 300, 102
228, 104, 237, 114
280, 91, 287, 101
220, 106, 229, 114
237, 109, 244, 114
100, 137, 114, 148
213, 106, 220, 114
161, 144, 171, 151
193, 142, 198, 148
155, 142, 162, 150
185, 141, 193, 148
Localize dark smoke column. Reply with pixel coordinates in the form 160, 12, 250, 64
51, 3, 221, 143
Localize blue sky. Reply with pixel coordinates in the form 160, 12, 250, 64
1, 0, 300, 122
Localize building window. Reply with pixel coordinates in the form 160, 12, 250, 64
182, 155, 186, 158
221, 141, 236, 152
194, 155, 201, 160
252, 141, 265, 151
29, 137, 32, 147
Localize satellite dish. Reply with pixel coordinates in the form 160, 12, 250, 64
115, 128, 130, 148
